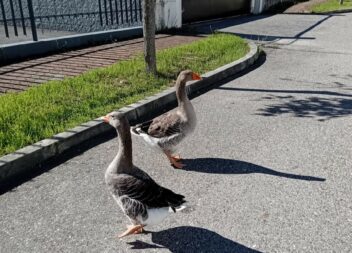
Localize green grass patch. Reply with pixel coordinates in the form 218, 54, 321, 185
312, 0, 352, 13
0, 34, 249, 156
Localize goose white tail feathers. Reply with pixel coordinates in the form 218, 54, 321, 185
131, 120, 153, 136
169, 205, 187, 213
130, 125, 143, 136
131, 125, 161, 150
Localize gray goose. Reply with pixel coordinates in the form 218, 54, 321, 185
103, 112, 186, 238
131, 70, 202, 169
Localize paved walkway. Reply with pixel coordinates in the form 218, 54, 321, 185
0, 34, 200, 94
1, 14, 352, 252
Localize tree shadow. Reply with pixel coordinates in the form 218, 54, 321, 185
127, 226, 262, 253
279, 77, 351, 90
216, 86, 352, 98
182, 158, 325, 182
257, 95, 352, 121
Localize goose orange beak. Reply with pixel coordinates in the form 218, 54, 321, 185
192, 72, 202, 80
103, 115, 110, 123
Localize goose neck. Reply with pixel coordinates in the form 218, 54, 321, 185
176, 79, 188, 106
107, 121, 133, 175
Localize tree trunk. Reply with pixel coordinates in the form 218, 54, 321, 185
142, 0, 157, 75
340, 0, 344, 5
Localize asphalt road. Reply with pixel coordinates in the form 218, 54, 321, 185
1, 13, 352, 253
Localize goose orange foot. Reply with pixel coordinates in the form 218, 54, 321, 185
118, 224, 145, 238
171, 160, 185, 169
164, 151, 185, 169
171, 154, 181, 162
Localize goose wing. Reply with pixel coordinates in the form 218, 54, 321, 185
116, 173, 185, 210
146, 111, 184, 138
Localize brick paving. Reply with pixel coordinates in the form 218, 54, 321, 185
0, 34, 201, 94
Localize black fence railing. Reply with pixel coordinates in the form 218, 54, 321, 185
0, 0, 142, 43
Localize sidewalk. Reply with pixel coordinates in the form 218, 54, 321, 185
0, 34, 200, 94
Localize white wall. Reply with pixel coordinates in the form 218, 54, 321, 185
155, 0, 182, 30
251, 0, 265, 14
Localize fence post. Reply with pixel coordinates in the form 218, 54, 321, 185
0, 0, 9, 37
26, 0, 38, 41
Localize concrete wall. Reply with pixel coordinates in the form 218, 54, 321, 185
182, 0, 249, 22
155, 0, 182, 30
0, 0, 182, 63
1, 0, 182, 34
0, 27, 143, 64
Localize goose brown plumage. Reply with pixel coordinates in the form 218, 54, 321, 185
131, 70, 202, 168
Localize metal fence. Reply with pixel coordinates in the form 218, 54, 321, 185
0, 0, 142, 43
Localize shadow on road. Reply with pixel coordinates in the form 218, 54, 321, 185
127, 226, 262, 253
183, 158, 325, 182
188, 52, 267, 101
0, 130, 116, 195
216, 86, 352, 98
186, 13, 337, 45
257, 95, 352, 121
215, 87, 352, 121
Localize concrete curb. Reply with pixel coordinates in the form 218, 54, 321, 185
316, 9, 352, 14
0, 41, 260, 186
284, 9, 352, 15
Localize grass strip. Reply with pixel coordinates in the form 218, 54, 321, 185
312, 0, 352, 13
0, 33, 248, 156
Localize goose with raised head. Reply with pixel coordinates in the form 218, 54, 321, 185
103, 112, 186, 238
131, 70, 202, 169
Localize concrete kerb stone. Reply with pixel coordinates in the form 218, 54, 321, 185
0, 41, 259, 186
319, 9, 352, 14
283, 10, 352, 15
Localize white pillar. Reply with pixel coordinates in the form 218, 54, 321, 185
251, 0, 265, 14
155, 0, 182, 31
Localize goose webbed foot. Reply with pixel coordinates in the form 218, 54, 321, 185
118, 224, 145, 238
171, 154, 185, 168
171, 160, 185, 169
171, 154, 181, 162
164, 151, 185, 169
